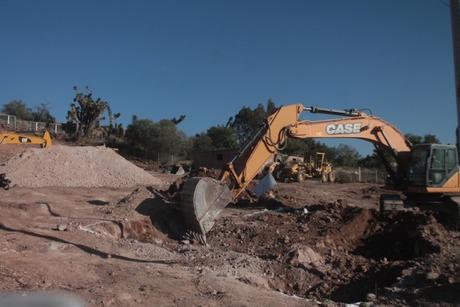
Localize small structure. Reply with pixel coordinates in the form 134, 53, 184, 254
192, 149, 238, 169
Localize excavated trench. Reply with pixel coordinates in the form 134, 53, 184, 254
206, 200, 443, 303
107, 182, 457, 305
115, 187, 445, 303
353, 211, 440, 261
328, 264, 406, 303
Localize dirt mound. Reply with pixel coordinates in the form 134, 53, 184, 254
111, 187, 186, 242
0, 145, 162, 188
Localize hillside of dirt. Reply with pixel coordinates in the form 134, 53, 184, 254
0, 145, 162, 188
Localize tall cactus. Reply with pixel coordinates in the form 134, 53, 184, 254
66, 86, 119, 141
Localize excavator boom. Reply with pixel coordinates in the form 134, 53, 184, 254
180, 104, 413, 240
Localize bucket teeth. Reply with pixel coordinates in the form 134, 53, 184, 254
180, 177, 232, 243
184, 231, 208, 246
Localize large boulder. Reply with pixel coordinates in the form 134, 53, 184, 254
287, 245, 323, 268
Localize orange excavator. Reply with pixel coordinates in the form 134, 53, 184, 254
179, 104, 460, 241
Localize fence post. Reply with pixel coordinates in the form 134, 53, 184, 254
375, 169, 378, 183
358, 167, 362, 182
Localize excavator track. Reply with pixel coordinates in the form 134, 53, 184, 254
180, 177, 233, 243
447, 195, 460, 228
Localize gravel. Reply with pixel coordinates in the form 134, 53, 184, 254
0, 145, 162, 188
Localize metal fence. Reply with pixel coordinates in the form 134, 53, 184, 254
0, 113, 63, 134
334, 167, 386, 184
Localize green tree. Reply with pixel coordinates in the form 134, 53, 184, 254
114, 123, 124, 138
229, 99, 277, 144
191, 126, 237, 152
206, 125, 237, 150
284, 138, 309, 156
125, 119, 155, 153
405, 133, 440, 145
2, 101, 56, 123
422, 134, 440, 144
192, 133, 214, 152
266, 98, 277, 115
230, 104, 266, 144
332, 144, 361, 167
1, 100, 33, 120
284, 138, 339, 162
125, 117, 189, 161
358, 150, 387, 170
405, 133, 423, 145
31, 103, 55, 123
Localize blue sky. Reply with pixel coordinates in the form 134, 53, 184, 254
0, 0, 455, 154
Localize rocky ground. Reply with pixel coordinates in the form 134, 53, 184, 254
0, 145, 458, 306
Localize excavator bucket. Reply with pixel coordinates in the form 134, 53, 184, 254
180, 177, 233, 241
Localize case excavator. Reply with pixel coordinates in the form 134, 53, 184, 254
179, 104, 460, 241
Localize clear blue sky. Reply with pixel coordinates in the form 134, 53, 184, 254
0, 0, 455, 154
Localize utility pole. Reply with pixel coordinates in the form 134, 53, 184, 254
450, 0, 460, 150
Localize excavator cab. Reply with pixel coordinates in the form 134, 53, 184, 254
407, 144, 459, 189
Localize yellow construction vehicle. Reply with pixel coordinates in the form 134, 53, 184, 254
178, 104, 460, 241
273, 155, 306, 182
278, 161, 304, 182
0, 131, 52, 148
264, 152, 333, 183
305, 152, 334, 182
260, 160, 281, 178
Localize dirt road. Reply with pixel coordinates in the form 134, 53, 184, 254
0, 185, 315, 306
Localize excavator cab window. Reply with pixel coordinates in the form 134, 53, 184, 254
429, 148, 446, 185
446, 148, 457, 172
408, 146, 429, 186
408, 144, 458, 187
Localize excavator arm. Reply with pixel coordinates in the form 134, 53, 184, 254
221, 104, 411, 197
220, 104, 304, 196
180, 104, 412, 240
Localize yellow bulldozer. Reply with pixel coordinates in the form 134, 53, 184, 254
0, 131, 52, 148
